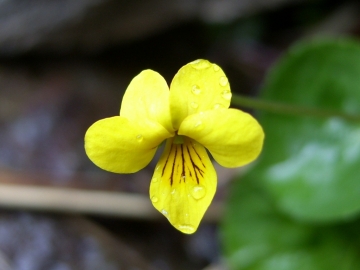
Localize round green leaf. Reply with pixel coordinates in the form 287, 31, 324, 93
222, 175, 360, 270
258, 39, 360, 221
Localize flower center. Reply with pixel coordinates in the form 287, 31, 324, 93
172, 134, 185, 144
160, 137, 205, 187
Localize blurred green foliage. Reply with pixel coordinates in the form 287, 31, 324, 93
222, 38, 360, 269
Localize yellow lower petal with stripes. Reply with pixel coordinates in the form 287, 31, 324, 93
149, 136, 217, 234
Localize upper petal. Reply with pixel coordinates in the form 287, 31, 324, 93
150, 137, 217, 234
120, 70, 174, 133
178, 108, 264, 167
169, 59, 231, 129
85, 116, 172, 173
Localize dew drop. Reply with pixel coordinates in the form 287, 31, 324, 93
221, 90, 231, 100
194, 121, 202, 129
152, 177, 159, 183
213, 64, 220, 72
161, 209, 168, 216
191, 85, 201, 95
190, 59, 211, 70
219, 76, 228, 86
176, 224, 196, 234
136, 134, 143, 142
171, 188, 176, 195
213, 103, 223, 109
190, 102, 198, 108
191, 185, 206, 200
155, 165, 160, 171
151, 196, 158, 203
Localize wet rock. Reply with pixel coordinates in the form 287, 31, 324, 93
0, 0, 196, 54
0, 0, 300, 55
0, 212, 155, 270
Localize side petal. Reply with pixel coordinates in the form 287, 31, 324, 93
120, 70, 174, 133
178, 109, 264, 167
85, 116, 172, 173
169, 59, 231, 129
149, 137, 217, 234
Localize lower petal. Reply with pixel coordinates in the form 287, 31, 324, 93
149, 137, 217, 234
85, 116, 172, 173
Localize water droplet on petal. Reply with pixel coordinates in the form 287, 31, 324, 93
161, 209, 168, 216
194, 121, 203, 129
221, 90, 231, 100
213, 103, 223, 109
219, 76, 228, 86
151, 196, 158, 203
176, 224, 196, 234
171, 188, 176, 195
190, 102, 198, 108
155, 165, 160, 171
213, 64, 220, 71
152, 177, 159, 183
191, 85, 201, 95
190, 59, 211, 70
191, 185, 206, 200
136, 134, 143, 142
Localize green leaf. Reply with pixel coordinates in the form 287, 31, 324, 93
257, 39, 360, 221
222, 176, 360, 270
221, 38, 360, 269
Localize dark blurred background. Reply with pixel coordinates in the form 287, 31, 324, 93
0, 0, 359, 269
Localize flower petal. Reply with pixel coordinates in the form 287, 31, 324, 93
120, 70, 174, 133
169, 59, 231, 129
149, 137, 217, 234
85, 116, 172, 173
178, 108, 264, 167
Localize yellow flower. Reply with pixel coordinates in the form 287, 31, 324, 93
84, 59, 264, 234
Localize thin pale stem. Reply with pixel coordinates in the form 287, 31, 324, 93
231, 94, 360, 123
